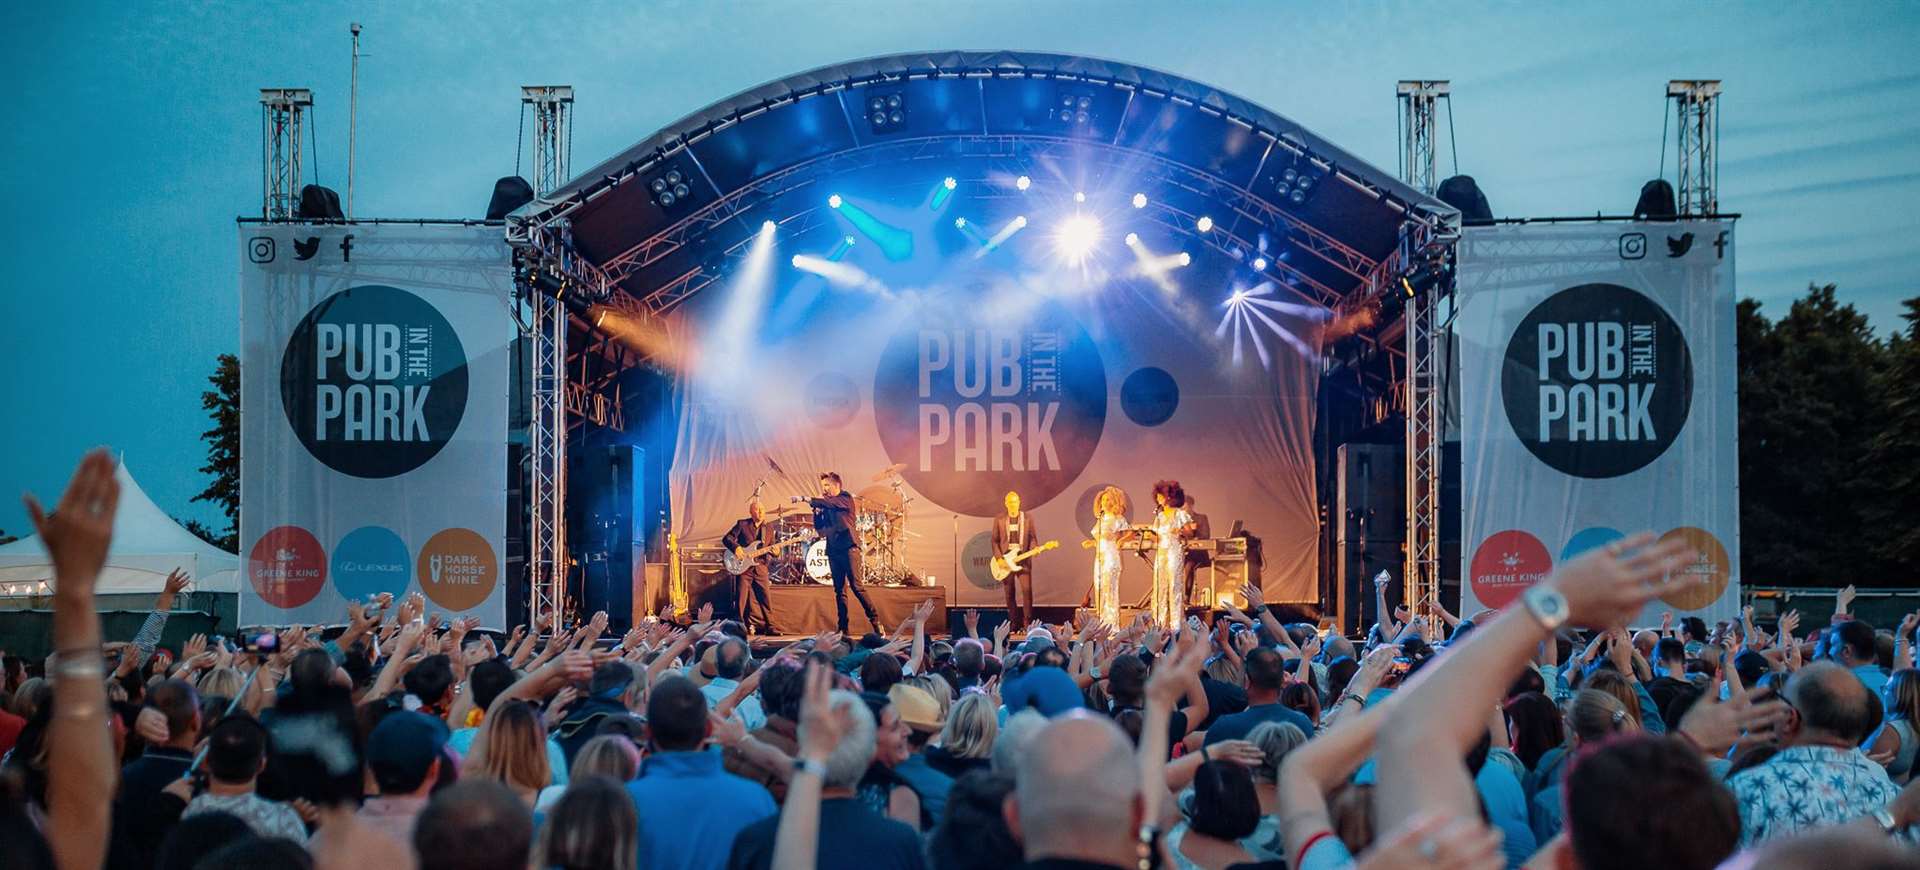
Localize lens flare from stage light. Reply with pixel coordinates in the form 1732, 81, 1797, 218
1216, 280, 1336, 370
1016, 175, 1032, 191
1196, 216, 1214, 233
1132, 192, 1148, 209
1252, 256, 1268, 271
954, 217, 967, 228
943, 177, 957, 190
761, 220, 777, 234
828, 194, 843, 209
1178, 252, 1193, 266
1125, 232, 1139, 246
1074, 191, 1087, 203
1053, 214, 1103, 264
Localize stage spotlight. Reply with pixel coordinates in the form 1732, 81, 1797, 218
1016, 175, 1032, 191
790, 255, 803, 268
1196, 216, 1214, 233
828, 194, 843, 209
1251, 256, 1268, 271
954, 217, 967, 229
1074, 191, 1087, 203
1124, 232, 1140, 246
1273, 156, 1323, 207
1132, 192, 1148, 209
1054, 214, 1103, 262
1178, 252, 1193, 266
1013, 215, 1028, 228
943, 177, 957, 190
761, 220, 777, 234
845, 234, 857, 246
867, 90, 907, 133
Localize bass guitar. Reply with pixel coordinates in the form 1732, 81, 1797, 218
723, 529, 816, 575
990, 539, 1059, 581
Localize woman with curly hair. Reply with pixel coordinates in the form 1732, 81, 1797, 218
1147, 480, 1194, 630
1080, 485, 1130, 627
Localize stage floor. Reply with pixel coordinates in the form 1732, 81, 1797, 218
756, 584, 946, 636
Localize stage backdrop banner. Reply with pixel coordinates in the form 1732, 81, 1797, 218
239, 225, 512, 627
666, 236, 1322, 610
1455, 220, 1739, 625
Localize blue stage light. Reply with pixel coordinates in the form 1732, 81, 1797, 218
943, 177, 957, 190
828, 194, 843, 209
1196, 216, 1214, 233
1251, 256, 1268, 271
1132, 193, 1148, 209
1016, 175, 1032, 191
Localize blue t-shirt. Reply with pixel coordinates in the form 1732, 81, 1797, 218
628, 750, 776, 870
1202, 702, 1315, 746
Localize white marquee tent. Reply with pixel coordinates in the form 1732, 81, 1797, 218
0, 462, 240, 598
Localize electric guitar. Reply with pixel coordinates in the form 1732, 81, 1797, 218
990, 539, 1060, 581
723, 529, 816, 575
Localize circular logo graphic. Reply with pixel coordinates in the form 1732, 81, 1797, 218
332, 526, 412, 603
1120, 367, 1179, 427
1560, 526, 1624, 562
1500, 284, 1692, 478
416, 528, 498, 612
805, 371, 861, 430
249, 525, 327, 609
1071, 483, 1135, 540
873, 297, 1108, 516
961, 531, 998, 590
1469, 530, 1552, 610
1657, 526, 1731, 610
280, 285, 469, 479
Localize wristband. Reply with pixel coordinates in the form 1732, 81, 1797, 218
1294, 830, 1336, 870
1338, 692, 1366, 708
792, 757, 827, 778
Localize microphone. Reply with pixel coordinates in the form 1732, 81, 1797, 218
789, 495, 806, 504
766, 455, 785, 474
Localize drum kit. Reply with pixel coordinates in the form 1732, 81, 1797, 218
760, 463, 918, 585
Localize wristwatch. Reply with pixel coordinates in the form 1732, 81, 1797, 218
792, 757, 827, 779
1873, 808, 1900, 834
1520, 585, 1570, 632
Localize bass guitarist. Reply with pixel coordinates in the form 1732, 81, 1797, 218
722, 500, 779, 635
992, 490, 1041, 628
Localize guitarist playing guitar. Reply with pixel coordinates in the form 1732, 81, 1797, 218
722, 500, 781, 635
992, 491, 1056, 629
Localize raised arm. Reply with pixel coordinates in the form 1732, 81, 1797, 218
905, 599, 934, 675
28, 450, 121, 870
1374, 532, 1693, 836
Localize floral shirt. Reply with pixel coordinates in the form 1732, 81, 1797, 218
1727, 745, 1898, 846
184, 791, 309, 843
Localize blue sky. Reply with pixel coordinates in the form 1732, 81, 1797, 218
3, 0, 1916, 538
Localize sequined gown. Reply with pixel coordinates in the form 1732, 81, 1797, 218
1150, 507, 1192, 630
1090, 513, 1126, 627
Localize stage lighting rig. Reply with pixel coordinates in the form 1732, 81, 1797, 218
1053, 88, 1100, 136
866, 90, 907, 133
648, 163, 696, 211
1271, 154, 1324, 207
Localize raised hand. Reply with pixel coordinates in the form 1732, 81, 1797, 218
878, 636, 910, 657
707, 710, 748, 749
1206, 739, 1267, 767
1678, 686, 1790, 754
621, 626, 645, 651
1901, 611, 1920, 638
135, 707, 171, 745
1299, 631, 1323, 660
963, 609, 980, 637
23, 448, 120, 589
796, 664, 850, 762
1543, 532, 1695, 630
1240, 581, 1266, 611
1354, 812, 1504, 870
1145, 634, 1206, 706
992, 620, 1012, 647
1778, 610, 1801, 639
163, 568, 191, 596
545, 686, 580, 728
181, 633, 208, 662
912, 598, 936, 626
697, 603, 714, 625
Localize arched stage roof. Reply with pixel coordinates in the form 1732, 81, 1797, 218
512, 50, 1457, 315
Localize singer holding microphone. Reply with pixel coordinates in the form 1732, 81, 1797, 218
793, 472, 880, 634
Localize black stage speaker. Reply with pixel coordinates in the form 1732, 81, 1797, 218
1334, 443, 1404, 636
486, 176, 535, 220
578, 445, 645, 633
297, 184, 345, 221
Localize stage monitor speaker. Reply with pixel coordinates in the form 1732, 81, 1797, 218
634, 563, 670, 627
1634, 179, 1678, 220
1334, 443, 1405, 636
578, 444, 645, 633
949, 608, 1012, 641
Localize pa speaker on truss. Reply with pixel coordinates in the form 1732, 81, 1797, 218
487, 176, 535, 220
1435, 175, 1492, 225
1633, 179, 1678, 220
297, 185, 345, 221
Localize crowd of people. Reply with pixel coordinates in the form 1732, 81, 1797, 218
5, 449, 1920, 870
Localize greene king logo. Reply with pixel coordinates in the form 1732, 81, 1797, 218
873, 296, 1107, 516
1500, 283, 1691, 478
280, 285, 468, 478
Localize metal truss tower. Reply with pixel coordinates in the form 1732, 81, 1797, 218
523, 85, 574, 627
260, 89, 313, 219
1396, 81, 1450, 196
1396, 81, 1449, 635
1667, 80, 1721, 216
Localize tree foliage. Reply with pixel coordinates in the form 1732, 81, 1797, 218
191, 354, 240, 552
1738, 285, 1917, 586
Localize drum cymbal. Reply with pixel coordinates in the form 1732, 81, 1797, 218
855, 485, 905, 511
870, 463, 908, 483
765, 504, 805, 516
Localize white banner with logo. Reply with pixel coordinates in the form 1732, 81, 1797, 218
1456, 221, 1739, 625
239, 224, 511, 627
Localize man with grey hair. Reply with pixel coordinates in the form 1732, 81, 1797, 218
992, 709, 1048, 775
1728, 660, 1897, 846
1003, 710, 1142, 869
725, 689, 925, 870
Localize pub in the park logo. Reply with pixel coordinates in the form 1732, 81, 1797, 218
280, 285, 469, 478
1500, 283, 1692, 479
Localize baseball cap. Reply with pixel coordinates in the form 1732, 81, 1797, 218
888, 684, 943, 733
366, 710, 450, 793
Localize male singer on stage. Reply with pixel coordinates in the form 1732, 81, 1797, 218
722, 500, 779, 636
993, 490, 1039, 628
794, 472, 879, 634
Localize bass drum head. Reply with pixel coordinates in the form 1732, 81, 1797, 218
805, 540, 832, 584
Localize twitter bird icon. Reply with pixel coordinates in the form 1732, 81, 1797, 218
1666, 232, 1695, 258
293, 236, 321, 261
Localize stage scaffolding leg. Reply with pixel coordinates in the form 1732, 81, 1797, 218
1403, 283, 1442, 636
529, 293, 567, 625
